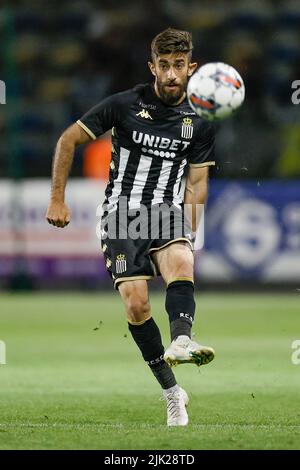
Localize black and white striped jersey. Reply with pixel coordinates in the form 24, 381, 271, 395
77, 83, 215, 212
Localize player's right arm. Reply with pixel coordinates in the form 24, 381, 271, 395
46, 90, 129, 227
46, 123, 92, 228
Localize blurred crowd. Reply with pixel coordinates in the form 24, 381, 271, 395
0, 0, 299, 179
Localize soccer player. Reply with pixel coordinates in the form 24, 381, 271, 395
46, 28, 215, 426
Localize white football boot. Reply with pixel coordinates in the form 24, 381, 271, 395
164, 335, 215, 367
163, 386, 189, 426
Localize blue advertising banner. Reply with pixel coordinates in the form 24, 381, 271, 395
0, 180, 299, 283
196, 181, 300, 282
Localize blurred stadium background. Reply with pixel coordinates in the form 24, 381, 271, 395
1, 0, 300, 290
0, 0, 300, 450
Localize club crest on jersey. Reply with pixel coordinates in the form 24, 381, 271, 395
116, 253, 127, 274
136, 109, 153, 120
181, 117, 193, 139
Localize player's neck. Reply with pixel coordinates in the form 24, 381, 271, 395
154, 82, 186, 106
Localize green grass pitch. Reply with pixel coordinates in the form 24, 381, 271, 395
0, 292, 300, 450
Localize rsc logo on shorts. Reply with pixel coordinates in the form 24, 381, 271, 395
116, 254, 127, 274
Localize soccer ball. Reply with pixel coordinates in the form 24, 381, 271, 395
187, 62, 245, 121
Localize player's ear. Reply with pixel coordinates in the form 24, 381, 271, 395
188, 62, 198, 76
148, 61, 156, 77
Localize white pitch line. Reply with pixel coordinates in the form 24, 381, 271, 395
0, 423, 300, 430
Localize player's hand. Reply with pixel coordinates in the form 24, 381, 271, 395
46, 200, 70, 228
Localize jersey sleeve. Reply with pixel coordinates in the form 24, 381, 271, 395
188, 121, 216, 167
76, 94, 122, 140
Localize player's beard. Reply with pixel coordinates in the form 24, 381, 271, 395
157, 79, 187, 105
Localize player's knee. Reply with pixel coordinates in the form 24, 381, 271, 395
168, 258, 193, 282
119, 283, 150, 323
165, 244, 194, 278
127, 296, 150, 323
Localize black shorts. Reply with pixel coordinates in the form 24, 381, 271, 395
100, 204, 193, 289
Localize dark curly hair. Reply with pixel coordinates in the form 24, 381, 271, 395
151, 28, 193, 61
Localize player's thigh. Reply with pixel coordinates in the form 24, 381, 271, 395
118, 279, 151, 324
152, 241, 194, 285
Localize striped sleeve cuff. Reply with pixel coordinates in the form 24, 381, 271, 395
76, 120, 97, 140
189, 161, 216, 168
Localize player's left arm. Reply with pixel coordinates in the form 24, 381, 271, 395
184, 120, 215, 233
184, 166, 209, 233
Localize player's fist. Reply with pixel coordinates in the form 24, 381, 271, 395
46, 200, 70, 228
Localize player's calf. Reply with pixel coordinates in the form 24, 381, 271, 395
119, 280, 150, 324
128, 317, 177, 390
165, 279, 195, 340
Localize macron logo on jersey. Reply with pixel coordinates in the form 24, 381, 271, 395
136, 109, 153, 120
